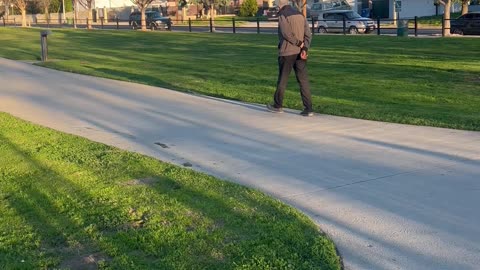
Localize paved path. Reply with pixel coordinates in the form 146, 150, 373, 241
1, 58, 479, 270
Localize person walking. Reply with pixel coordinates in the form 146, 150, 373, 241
267, 0, 313, 117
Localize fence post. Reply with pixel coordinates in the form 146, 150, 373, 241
116, 17, 119, 30
414, 16, 418, 37
257, 17, 260, 34
2, 17, 5, 27
311, 16, 315, 34
377, 17, 381, 35
188, 18, 192, 32
209, 17, 213, 32
342, 16, 346, 35
87, 17, 89, 29
441, 17, 445, 37
101, 17, 104, 29
14, 18, 15, 26
232, 17, 236, 33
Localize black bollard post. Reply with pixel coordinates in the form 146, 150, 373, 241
377, 17, 381, 35
414, 16, 418, 37
257, 17, 260, 34
40, 30, 52, 62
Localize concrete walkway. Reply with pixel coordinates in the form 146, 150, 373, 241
1, 57, 479, 270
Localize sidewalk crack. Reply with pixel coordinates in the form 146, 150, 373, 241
283, 169, 421, 199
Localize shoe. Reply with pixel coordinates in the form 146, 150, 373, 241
300, 110, 314, 117
266, 104, 284, 113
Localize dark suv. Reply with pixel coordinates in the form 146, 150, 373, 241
451, 12, 480, 35
266, 7, 279, 20
129, 11, 172, 31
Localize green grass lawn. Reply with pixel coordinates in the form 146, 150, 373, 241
0, 28, 479, 131
0, 112, 341, 269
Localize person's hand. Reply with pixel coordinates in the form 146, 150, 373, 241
300, 49, 308, 60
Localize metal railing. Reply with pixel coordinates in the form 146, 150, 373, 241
2, 16, 478, 37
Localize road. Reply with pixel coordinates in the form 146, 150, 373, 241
2, 20, 449, 36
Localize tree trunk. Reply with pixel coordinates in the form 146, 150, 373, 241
443, 0, 451, 36
141, 8, 146, 31
87, 7, 92, 29
45, 7, 49, 23
21, 8, 26, 27
210, 3, 215, 31
302, 0, 306, 17
461, 0, 469, 15
73, 0, 77, 28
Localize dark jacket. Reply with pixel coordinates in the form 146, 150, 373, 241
277, 5, 312, 56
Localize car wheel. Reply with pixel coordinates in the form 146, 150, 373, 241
318, 26, 327, 34
452, 28, 464, 35
349, 26, 358, 34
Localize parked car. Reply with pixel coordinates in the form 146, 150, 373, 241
314, 20, 328, 34
450, 12, 480, 35
129, 11, 172, 31
317, 10, 376, 34
307, 0, 351, 18
266, 6, 279, 20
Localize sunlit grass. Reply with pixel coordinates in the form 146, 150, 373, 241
0, 28, 479, 130
0, 112, 341, 269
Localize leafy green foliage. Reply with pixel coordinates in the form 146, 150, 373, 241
240, 0, 258, 17
50, 0, 73, 13
0, 112, 341, 269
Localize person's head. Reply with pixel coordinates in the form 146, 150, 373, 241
278, 0, 289, 8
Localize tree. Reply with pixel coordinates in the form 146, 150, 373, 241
11, 0, 27, 26
72, 0, 78, 28
179, 0, 187, 22
37, 0, 53, 22
196, 0, 222, 30
436, 0, 452, 36
78, 0, 93, 29
291, 0, 307, 17
460, 0, 469, 15
131, 0, 155, 31
239, 0, 257, 17
50, 0, 73, 14
218, 0, 228, 14
452, 0, 470, 15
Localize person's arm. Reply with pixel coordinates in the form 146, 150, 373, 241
302, 19, 312, 51
279, 15, 304, 48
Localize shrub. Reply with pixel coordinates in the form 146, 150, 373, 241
240, 0, 258, 17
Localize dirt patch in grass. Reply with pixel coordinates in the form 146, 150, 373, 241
60, 252, 110, 270
121, 177, 158, 186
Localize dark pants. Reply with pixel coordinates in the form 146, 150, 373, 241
274, 54, 312, 111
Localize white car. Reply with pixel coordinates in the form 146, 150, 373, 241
317, 10, 376, 34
